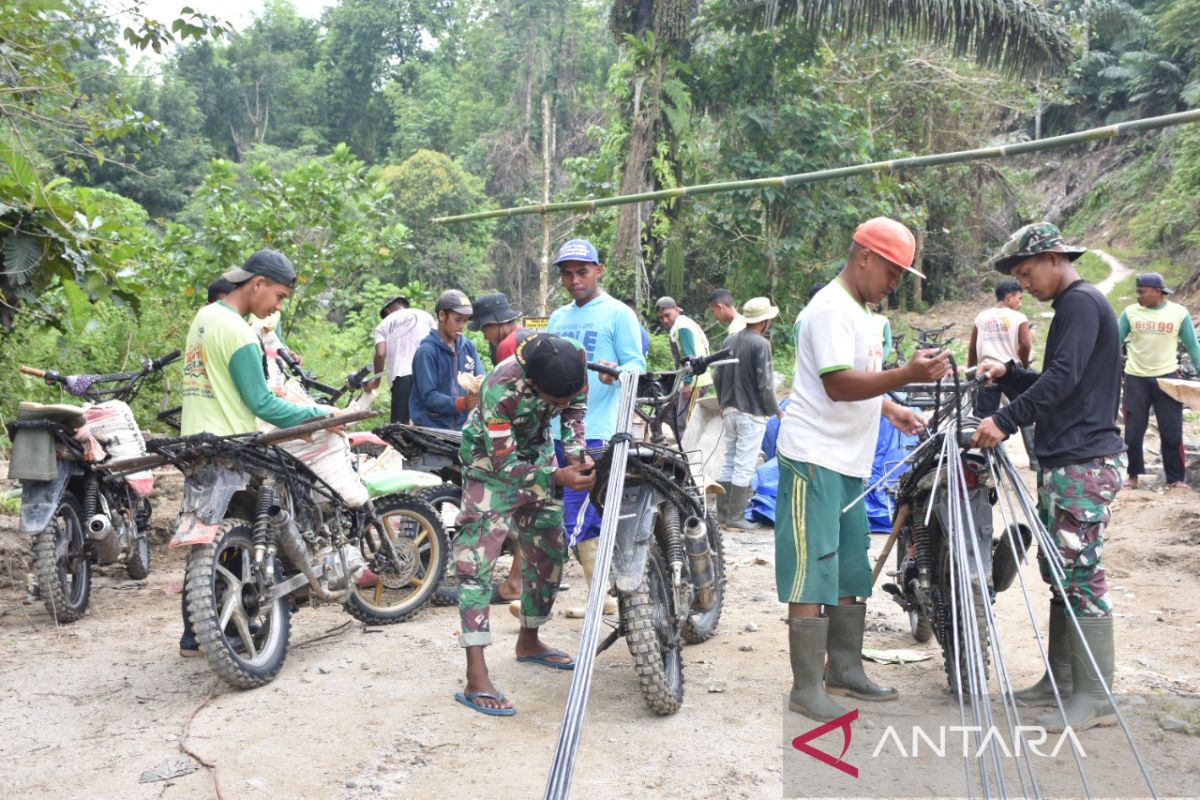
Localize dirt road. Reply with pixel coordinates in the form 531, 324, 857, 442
2, 427, 1198, 799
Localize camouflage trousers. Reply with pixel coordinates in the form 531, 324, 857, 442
1036, 453, 1126, 618
455, 475, 567, 648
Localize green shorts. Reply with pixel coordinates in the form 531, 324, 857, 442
774, 455, 873, 606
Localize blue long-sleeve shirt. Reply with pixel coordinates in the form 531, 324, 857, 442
409, 331, 483, 430
548, 291, 647, 441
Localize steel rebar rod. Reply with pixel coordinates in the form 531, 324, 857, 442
544, 368, 641, 800
990, 448, 1159, 799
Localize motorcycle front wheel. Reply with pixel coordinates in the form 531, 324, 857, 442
185, 518, 291, 690
624, 541, 684, 715
348, 493, 447, 624
895, 546, 932, 643
419, 484, 464, 607
33, 495, 91, 623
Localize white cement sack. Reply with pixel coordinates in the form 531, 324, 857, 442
84, 400, 154, 497
261, 379, 369, 507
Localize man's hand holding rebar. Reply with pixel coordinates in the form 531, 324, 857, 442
904, 347, 952, 382
554, 462, 596, 491
976, 357, 1007, 385
970, 416, 1007, 448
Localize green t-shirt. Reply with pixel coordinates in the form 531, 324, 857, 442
1117, 300, 1200, 378
181, 302, 327, 436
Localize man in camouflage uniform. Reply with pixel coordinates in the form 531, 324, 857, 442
453, 333, 595, 716
972, 222, 1126, 732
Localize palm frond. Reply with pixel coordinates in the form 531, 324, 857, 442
699, 0, 1076, 78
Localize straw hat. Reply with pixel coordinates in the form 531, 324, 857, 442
741, 297, 779, 325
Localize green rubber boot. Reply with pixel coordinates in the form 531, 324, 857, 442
787, 616, 850, 722
727, 485, 760, 530
1014, 605, 1073, 705
824, 604, 898, 701
1039, 616, 1116, 732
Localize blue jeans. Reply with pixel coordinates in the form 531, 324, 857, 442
718, 409, 767, 486
555, 438, 604, 545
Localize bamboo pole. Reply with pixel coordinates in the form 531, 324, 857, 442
431, 109, 1200, 225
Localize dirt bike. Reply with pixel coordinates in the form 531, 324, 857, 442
156, 351, 379, 432
7, 351, 180, 622
881, 366, 1032, 692
586, 351, 730, 715
111, 411, 448, 689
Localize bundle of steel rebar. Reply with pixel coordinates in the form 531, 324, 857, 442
920, 393, 1159, 799
543, 368, 641, 800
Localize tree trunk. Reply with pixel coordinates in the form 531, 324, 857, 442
614, 59, 665, 305
539, 92, 553, 315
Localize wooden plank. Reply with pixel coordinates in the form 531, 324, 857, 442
1157, 378, 1200, 410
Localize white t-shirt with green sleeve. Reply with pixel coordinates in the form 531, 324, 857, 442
181, 302, 328, 436
777, 279, 884, 478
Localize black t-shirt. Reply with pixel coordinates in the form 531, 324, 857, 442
994, 280, 1125, 468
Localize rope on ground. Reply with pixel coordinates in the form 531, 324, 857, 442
179, 680, 224, 800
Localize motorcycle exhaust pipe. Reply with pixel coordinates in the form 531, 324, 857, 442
270, 506, 346, 603
682, 515, 716, 612
86, 514, 113, 540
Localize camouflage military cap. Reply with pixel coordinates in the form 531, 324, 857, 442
993, 222, 1087, 274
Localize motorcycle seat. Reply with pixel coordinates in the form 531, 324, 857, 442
17, 401, 88, 429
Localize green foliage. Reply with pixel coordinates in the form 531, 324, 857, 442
165, 144, 410, 319
318, 0, 455, 162
379, 149, 494, 294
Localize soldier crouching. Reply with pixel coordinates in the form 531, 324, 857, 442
453, 333, 596, 716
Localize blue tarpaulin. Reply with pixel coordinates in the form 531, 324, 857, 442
747, 409, 915, 528
867, 415, 917, 533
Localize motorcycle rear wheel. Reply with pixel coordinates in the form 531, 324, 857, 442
624, 542, 684, 715
33, 495, 91, 623
185, 518, 291, 690
348, 493, 447, 624
681, 511, 725, 643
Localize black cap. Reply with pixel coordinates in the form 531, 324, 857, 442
1135, 272, 1173, 294
222, 249, 297, 288
379, 295, 410, 319
515, 334, 586, 398
434, 289, 473, 316
207, 277, 237, 304
468, 292, 522, 331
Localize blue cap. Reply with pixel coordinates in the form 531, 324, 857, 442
552, 239, 600, 267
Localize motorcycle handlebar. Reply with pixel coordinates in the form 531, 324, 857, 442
687, 348, 733, 374
151, 350, 181, 371
585, 348, 734, 382
585, 361, 621, 379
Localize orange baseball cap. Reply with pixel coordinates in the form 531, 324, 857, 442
852, 217, 925, 279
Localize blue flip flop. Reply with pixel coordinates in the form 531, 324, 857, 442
454, 690, 516, 717
516, 648, 576, 670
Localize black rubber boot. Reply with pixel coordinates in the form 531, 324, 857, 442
787, 616, 850, 722
824, 604, 898, 701
1014, 604, 1072, 705
1039, 616, 1116, 732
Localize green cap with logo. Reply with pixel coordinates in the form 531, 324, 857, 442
993, 222, 1087, 275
